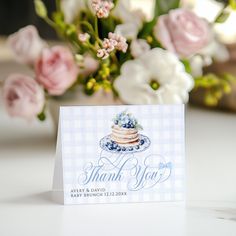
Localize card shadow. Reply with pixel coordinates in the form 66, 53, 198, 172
0, 191, 63, 206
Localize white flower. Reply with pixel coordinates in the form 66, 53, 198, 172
190, 55, 206, 78
61, 0, 87, 23
113, 0, 144, 39
201, 39, 230, 62
115, 23, 139, 40
130, 39, 150, 58
190, 39, 230, 77
114, 48, 194, 104
113, 0, 143, 26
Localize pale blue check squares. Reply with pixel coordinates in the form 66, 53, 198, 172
59, 105, 185, 205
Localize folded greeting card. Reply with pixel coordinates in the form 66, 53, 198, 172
53, 105, 185, 205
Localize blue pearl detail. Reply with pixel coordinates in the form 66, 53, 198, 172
101, 134, 150, 154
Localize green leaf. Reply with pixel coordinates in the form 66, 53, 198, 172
55, 0, 61, 11
52, 11, 64, 25
113, 0, 119, 7
138, 21, 156, 38
230, 0, 236, 10
215, 10, 230, 23
34, 0, 47, 18
154, 0, 180, 17
181, 59, 192, 74
214, 0, 229, 4
135, 124, 143, 131
65, 24, 77, 37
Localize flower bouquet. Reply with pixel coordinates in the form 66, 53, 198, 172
2, 0, 236, 121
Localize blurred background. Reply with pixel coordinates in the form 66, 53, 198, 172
1, 0, 236, 41
1, 0, 236, 56
0, 0, 57, 38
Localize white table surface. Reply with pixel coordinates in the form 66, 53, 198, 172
0, 97, 236, 235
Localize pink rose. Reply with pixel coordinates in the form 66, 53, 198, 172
3, 74, 45, 120
154, 9, 210, 58
7, 25, 46, 65
35, 46, 78, 96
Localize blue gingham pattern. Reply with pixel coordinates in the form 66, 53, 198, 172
60, 105, 185, 205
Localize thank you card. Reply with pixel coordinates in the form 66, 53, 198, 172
53, 105, 185, 205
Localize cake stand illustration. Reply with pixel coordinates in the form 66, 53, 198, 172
100, 110, 151, 154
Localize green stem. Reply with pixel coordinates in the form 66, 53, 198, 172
71, 41, 81, 51
85, 42, 98, 52
80, 21, 96, 35
56, 0, 61, 11
110, 52, 118, 65
44, 16, 57, 28
80, 21, 103, 46
95, 17, 99, 37
94, 17, 103, 47
113, 0, 118, 7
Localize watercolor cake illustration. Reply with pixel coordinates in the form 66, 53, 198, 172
111, 111, 143, 146
100, 110, 151, 154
